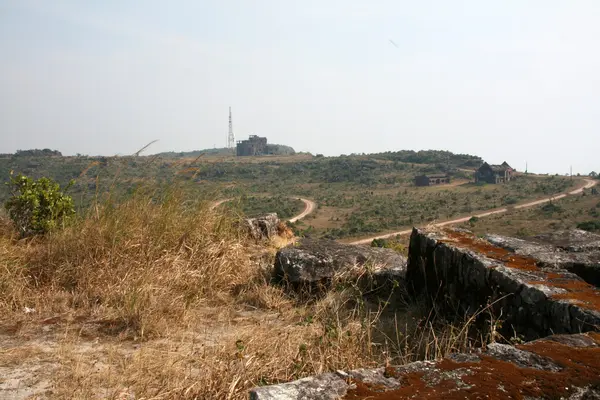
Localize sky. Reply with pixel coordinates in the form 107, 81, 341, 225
1, 0, 599, 174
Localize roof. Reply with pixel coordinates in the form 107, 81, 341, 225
416, 174, 449, 179
479, 162, 512, 173
490, 164, 509, 172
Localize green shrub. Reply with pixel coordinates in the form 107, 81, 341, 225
541, 202, 563, 214
576, 220, 600, 232
371, 238, 386, 248
4, 174, 75, 237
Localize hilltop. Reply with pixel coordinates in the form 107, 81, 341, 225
0, 148, 594, 242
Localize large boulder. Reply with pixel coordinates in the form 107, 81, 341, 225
407, 228, 600, 339
244, 213, 280, 241
273, 238, 406, 286
250, 333, 600, 399
485, 229, 600, 287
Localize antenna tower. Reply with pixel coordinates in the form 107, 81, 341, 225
227, 107, 235, 149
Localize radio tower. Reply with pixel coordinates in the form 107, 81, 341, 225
227, 107, 235, 149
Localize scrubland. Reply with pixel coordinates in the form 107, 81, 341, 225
0, 187, 489, 399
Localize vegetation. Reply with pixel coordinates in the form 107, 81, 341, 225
4, 174, 75, 237
577, 220, 600, 232
226, 195, 305, 219
0, 184, 493, 399
457, 193, 600, 238
0, 147, 593, 399
0, 149, 580, 241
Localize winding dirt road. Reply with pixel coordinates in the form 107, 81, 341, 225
288, 198, 316, 223
211, 197, 316, 222
350, 178, 598, 245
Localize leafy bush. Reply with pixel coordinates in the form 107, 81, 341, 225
469, 216, 480, 225
576, 220, 600, 232
541, 202, 563, 214
4, 174, 75, 237
370, 237, 407, 254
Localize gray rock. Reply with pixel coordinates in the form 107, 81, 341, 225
245, 213, 280, 241
486, 231, 600, 287
407, 228, 600, 339
534, 229, 600, 252
485, 342, 562, 371
249, 333, 600, 399
248, 373, 348, 400
274, 238, 406, 285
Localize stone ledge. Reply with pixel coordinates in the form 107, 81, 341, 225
486, 230, 600, 287
249, 333, 600, 399
406, 228, 600, 338
274, 238, 406, 286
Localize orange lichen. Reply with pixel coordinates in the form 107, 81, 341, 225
441, 230, 600, 312
442, 230, 539, 272
344, 334, 600, 399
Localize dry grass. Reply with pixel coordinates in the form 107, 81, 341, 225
0, 186, 490, 399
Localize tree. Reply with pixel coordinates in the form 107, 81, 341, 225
4, 174, 75, 237
590, 171, 598, 178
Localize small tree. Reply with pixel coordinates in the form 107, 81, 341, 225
4, 174, 75, 237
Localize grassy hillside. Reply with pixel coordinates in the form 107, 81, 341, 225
0, 188, 489, 399
0, 149, 586, 240
0, 149, 596, 399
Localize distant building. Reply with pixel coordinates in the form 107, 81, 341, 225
415, 174, 450, 187
475, 162, 514, 184
236, 135, 267, 156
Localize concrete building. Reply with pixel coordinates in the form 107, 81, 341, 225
236, 135, 267, 156
415, 174, 451, 187
475, 162, 514, 184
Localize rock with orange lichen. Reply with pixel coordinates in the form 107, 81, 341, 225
485, 230, 600, 287
251, 228, 600, 399
406, 228, 600, 339
249, 333, 600, 399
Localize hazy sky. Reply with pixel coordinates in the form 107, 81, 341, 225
1, 1, 599, 173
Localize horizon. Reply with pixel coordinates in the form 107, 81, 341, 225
2, 1, 599, 175
4, 144, 581, 176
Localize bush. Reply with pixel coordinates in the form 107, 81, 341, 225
4, 174, 75, 237
576, 220, 600, 232
541, 202, 563, 214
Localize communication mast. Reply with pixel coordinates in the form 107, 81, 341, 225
227, 107, 235, 149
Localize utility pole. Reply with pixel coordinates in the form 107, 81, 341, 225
227, 107, 235, 150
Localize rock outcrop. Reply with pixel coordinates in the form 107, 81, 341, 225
273, 238, 406, 286
485, 229, 600, 287
245, 213, 280, 241
250, 333, 600, 399
252, 229, 600, 399
407, 228, 600, 339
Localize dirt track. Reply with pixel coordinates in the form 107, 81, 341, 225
350, 178, 598, 245
211, 197, 316, 222
289, 199, 316, 223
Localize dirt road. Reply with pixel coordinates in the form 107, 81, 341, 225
209, 198, 233, 210
211, 197, 316, 222
350, 178, 598, 245
289, 198, 316, 223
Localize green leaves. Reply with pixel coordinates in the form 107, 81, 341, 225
4, 174, 75, 237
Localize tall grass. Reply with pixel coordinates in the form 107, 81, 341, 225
0, 186, 251, 336
0, 178, 493, 399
